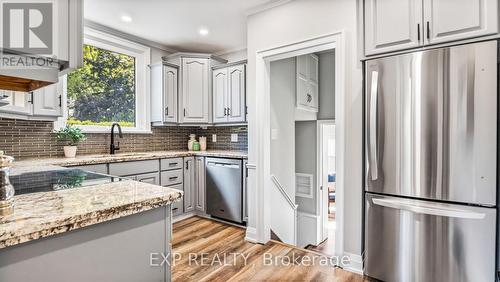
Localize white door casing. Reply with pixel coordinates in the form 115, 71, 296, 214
251, 32, 346, 261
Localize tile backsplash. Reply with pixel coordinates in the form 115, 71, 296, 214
0, 118, 247, 160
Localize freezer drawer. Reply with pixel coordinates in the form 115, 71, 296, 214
364, 193, 496, 282
205, 158, 243, 223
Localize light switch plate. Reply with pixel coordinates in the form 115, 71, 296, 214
271, 129, 279, 140
231, 134, 238, 142
212, 134, 217, 142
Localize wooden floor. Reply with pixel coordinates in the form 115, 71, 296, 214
172, 216, 369, 282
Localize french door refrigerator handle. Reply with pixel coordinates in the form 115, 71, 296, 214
372, 198, 486, 219
369, 71, 379, 180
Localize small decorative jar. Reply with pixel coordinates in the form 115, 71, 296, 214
188, 134, 196, 151
193, 141, 201, 151
0, 151, 15, 216
199, 136, 207, 151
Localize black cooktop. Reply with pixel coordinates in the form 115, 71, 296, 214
9, 169, 122, 195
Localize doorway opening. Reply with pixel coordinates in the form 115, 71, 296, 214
251, 32, 346, 262
267, 47, 339, 257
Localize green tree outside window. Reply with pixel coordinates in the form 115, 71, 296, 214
67, 44, 136, 127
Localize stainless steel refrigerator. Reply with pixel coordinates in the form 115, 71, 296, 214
364, 40, 498, 282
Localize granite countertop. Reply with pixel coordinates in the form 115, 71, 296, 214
0, 150, 246, 249
0, 179, 182, 249
12, 150, 248, 169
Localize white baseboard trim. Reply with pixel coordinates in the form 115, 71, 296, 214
342, 252, 363, 275
245, 227, 258, 243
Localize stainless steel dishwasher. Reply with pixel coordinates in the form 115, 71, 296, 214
205, 157, 243, 223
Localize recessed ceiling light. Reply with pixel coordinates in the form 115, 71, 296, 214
199, 28, 209, 36
121, 15, 132, 23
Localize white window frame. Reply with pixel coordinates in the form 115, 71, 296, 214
55, 27, 151, 133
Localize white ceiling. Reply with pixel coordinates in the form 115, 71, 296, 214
84, 0, 274, 53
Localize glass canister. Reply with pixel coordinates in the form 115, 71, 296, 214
187, 134, 196, 151
193, 141, 200, 151
199, 136, 207, 151
0, 151, 15, 216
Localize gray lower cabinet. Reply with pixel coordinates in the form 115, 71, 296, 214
170, 184, 184, 217
243, 160, 248, 222
133, 172, 160, 185
109, 160, 159, 176
183, 157, 195, 213
194, 157, 206, 213
0, 206, 172, 282
73, 164, 108, 174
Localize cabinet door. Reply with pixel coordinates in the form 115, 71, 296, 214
164, 65, 178, 123
307, 55, 319, 110
181, 58, 210, 123
195, 157, 206, 213
243, 160, 248, 222
135, 172, 160, 185
32, 83, 62, 117
0, 90, 32, 115
296, 55, 319, 112
227, 65, 246, 123
212, 68, 228, 123
170, 184, 184, 217
183, 157, 195, 212
364, 0, 423, 56
423, 0, 498, 45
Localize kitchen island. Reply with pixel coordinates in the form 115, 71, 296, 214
0, 163, 183, 282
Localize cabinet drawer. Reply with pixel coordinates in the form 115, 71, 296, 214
109, 160, 159, 177
160, 158, 183, 171
73, 164, 108, 174
161, 169, 183, 186
170, 184, 184, 217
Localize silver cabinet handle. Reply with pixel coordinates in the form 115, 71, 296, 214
369, 71, 379, 180
372, 198, 486, 219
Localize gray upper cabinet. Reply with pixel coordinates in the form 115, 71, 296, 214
227, 65, 246, 123
180, 58, 210, 123
423, 0, 498, 45
364, 0, 423, 56
364, 0, 499, 56
0, 82, 63, 120
212, 68, 228, 123
32, 83, 62, 117
151, 63, 178, 124
212, 63, 246, 124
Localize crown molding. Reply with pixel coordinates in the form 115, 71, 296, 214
84, 20, 178, 53
245, 0, 294, 16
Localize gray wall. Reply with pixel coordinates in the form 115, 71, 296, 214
295, 121, 317, 214
270, 57, 296, 198
318, 51, 335, 120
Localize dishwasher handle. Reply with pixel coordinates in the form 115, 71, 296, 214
207, 162, 240, 169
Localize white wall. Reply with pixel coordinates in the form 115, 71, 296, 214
247, 0, 363, 256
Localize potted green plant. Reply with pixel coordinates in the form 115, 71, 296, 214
55, 125, 86, 158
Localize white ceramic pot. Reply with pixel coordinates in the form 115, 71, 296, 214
63, 146, 77, 158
